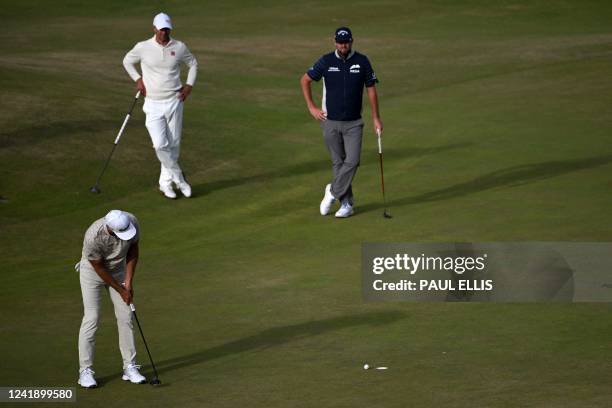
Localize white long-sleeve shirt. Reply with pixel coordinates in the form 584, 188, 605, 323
123, 36, 198, 100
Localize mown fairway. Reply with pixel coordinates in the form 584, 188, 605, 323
2, 1, 612, 406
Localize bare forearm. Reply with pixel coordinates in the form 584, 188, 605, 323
301, 74, 327, 121
367, 86, 380, 119
300, 74, 316, 108
366, 86, 383, 132
124, 243, 139, 288
89, 260, 123, 293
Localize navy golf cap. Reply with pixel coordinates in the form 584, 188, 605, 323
335, 27, 353, 43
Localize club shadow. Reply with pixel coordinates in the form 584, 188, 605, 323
359, 154, 612, 214
97, 310, 407, 384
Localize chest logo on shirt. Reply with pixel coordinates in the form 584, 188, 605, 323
328, 66, 340, 72
350, 64, 361, 73
171, 51, 176, 56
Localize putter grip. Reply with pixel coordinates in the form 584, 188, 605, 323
377, 135, 382, 154
130, 303, 136, 312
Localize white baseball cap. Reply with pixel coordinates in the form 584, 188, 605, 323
105, 210, 137, 241
153, 12, 173, 30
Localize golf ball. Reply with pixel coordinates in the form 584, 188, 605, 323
363, 364, 369, 370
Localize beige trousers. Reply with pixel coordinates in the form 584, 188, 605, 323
78, 263, 136, 370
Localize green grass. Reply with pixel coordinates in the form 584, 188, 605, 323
1, 1, 612, 406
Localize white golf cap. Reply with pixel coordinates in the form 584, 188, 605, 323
105, 210, 137, 241
153, 12, 173, 30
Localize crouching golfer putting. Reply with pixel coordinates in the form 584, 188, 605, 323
76, 210, 146, 388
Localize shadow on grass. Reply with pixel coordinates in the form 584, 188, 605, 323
359, 154, 612, 214
97, 310, 407, 385
192, 142, 472, 196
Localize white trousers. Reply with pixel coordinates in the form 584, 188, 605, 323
143, 97, 186, 188
78, 265, 136, 370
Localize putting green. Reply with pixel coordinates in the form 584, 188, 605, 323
1, 1, 612, 406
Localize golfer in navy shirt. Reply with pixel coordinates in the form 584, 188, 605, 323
301, 27, 383, 218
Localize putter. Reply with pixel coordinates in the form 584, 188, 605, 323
130, 303, 162, 386
376, 129, 392, 219
90, 91, 141, 193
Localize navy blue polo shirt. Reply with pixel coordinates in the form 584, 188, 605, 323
307, 50, 378, 121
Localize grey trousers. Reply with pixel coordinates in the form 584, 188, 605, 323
322, 119, 364, 203
78, 263, 136, 370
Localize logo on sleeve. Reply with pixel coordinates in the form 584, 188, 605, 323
350, 64, 361, 73
328, 66, 340, 72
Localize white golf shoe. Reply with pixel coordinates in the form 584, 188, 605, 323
319, 184, 337, 215
335, 200, 354, 218
178, 181, 192, 198
159, 184, 177, 199
78, 367, 97, 388
122, 364, 147, 384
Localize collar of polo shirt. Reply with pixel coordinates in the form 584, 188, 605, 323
151, 35, 174, 48
335, 49, 355, 60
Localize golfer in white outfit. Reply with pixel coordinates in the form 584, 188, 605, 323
123, 12, 198, 199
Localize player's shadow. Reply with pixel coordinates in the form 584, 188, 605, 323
96, 310, 407, 385
192, 142, 472, 196
359, 154, 612, 214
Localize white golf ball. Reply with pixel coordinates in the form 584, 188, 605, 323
363, 363, 370, 370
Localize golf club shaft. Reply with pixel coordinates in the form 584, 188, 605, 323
376, 130, 388, 207
378, 152, 386, 202
91, 91, 141, 191
130, 303, 160, 379
92, 144, 118, 190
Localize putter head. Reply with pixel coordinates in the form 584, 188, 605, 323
383, 211, 392, 219
90, 186, 100, 194
149, 378, 162, 386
